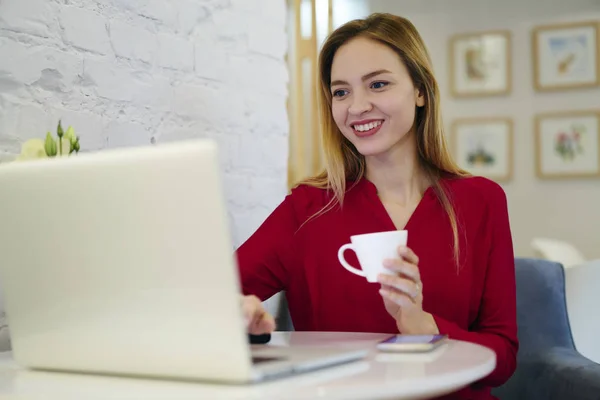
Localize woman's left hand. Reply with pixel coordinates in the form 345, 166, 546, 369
377, 246, 439, 334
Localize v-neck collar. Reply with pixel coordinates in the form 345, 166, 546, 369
355, 177, 435, 232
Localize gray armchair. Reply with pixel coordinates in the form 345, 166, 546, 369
493, 258, 600, 399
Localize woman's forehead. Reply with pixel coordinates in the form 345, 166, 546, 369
330, 38, 407, 81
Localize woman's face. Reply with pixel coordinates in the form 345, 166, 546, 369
329, 37, 424, 158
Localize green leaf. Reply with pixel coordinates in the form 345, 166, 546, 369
44, 132, 57, 157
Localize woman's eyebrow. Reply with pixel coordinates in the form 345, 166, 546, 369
330, 69, 392, 87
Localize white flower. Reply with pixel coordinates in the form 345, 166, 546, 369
15, 139, 47, 161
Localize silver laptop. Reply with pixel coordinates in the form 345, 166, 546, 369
0, 139, 367, 383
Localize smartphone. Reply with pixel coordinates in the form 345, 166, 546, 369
376, 334, 448, 352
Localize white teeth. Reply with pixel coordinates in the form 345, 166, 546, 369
353, 120, 382, 132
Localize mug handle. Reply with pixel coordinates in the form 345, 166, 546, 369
337, 243, 366, 277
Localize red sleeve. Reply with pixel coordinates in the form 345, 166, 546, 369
432, 183, 518, 387
235, 189, 301, 301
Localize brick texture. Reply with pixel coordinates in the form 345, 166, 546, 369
0, 0, 290, 253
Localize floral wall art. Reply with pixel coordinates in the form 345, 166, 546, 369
452, 118, 513, 182
535, 111, 600, 178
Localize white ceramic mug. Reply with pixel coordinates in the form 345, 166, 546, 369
337, 230, 408, 283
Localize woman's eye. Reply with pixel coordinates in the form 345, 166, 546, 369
332, 89, 348, 97
371, 81, 388, 89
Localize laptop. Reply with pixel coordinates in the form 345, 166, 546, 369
0, 139, 368, 383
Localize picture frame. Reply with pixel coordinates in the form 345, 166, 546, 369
535, 110, 600, 179
449, 30, 511, 97
451, 117, 513, 182
532, 21, 600, 91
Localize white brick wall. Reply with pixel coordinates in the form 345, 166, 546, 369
0, 0, 55, 38
60, 7, 113, 55
0, 0, 290, 251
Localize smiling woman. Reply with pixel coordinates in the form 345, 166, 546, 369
305, 15, 467, 264
238, 12, 519, 400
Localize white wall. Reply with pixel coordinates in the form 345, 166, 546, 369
0, 0, 290, 249
367, 0, 600, 259
332, 0, 370, 29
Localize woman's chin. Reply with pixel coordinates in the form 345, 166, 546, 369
353, 143, 390, 158
352, 133, 414, 159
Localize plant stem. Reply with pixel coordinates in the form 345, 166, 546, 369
59, 137, 62, 156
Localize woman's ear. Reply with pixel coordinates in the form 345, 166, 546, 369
415, 87, 425, 107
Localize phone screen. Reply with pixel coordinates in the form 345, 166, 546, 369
380, 334, 446, 344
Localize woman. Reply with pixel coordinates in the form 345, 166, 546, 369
239, 13, 518, 399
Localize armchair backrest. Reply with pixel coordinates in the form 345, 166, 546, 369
493, 258, 577, 399
514, 257, 575, 354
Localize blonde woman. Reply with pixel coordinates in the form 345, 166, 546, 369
239, 13, 517, 398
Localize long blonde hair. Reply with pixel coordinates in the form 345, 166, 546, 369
300, 13, 470, 266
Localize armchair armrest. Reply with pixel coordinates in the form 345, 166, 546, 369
495, 347, 600, 400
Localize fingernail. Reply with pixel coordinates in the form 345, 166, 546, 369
379, 288, 388, 296
398, 246, 407, 254
383, 259, 393, 267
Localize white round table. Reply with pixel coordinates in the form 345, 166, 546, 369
0, 332, 496, 400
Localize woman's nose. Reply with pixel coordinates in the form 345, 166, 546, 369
348, 92, 372, 115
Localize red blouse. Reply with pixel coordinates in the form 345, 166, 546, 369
236, 176, 518, 399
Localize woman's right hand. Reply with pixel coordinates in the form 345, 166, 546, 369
241, 295, 276, 335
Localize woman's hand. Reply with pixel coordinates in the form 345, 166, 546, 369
377, 246, 439, 335
241, 295, 276, 335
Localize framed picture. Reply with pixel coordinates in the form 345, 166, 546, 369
452, 118, 513, 181
449, 30, 511, 97
532, 21, 600, 91
535, 111, 600, 178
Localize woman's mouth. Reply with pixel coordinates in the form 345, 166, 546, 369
351, 120, 384, 138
